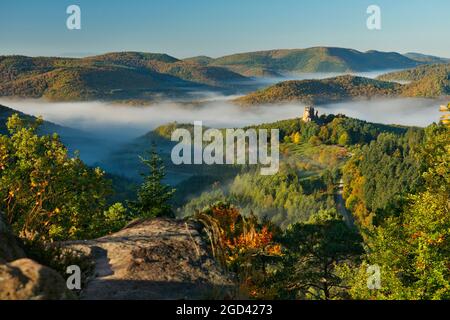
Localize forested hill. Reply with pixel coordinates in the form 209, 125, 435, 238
377, 63, 450, 97
235, 75, 402, 105
403, 52, 449, 64
203, 47, 422, 77
99, 112, 411, 185
236, 68, 450, 106
0, 53, 251, 102
0, 48, 436, 102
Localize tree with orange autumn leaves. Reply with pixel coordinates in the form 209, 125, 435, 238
195, 203, 364, 300
195, 202, 282, 298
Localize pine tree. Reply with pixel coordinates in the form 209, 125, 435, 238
131, 145, 175, 218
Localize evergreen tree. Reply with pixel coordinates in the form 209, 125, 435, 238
131, 145, 175, 218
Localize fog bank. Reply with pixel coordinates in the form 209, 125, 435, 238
319, 98, 442, 127
0, 99, 307, 140
0, 96, 442, 166
0, 96, 441, 137
253, 69, 403, 86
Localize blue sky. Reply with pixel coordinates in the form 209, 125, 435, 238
0, 0, 449, 58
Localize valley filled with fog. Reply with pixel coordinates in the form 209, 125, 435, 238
253, 69, 405, 86
0, 93, 442, 168
0, 66, 442, 172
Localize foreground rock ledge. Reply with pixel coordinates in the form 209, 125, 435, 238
65, 218, 234, 300
1, 212, 69, 300
0, 258, 70, 300
0, 211, 26, 263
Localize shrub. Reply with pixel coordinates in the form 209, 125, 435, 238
0, 115, 112, 241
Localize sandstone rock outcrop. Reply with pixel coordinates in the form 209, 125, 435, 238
64, 218, 234, 300
0, 258, 70, 300
0, 211, 26, 263
1, 211, 71, 300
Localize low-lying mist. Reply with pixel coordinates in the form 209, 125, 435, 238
0, 95, 442, 167
0, 98, 305, 140
319, 98, 442, 127
253, 69, 403, 86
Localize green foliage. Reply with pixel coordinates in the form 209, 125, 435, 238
237, 64, 449, 106
129, 146, 175, 218
210, 47, 420, 77
180, 116, 408, 229
419, 124, 450, 194
378, 63, 450, 97
0, 114, 113, 241
250, 114, 408, 147
274, 210, 363, 300
153, 122, 194, 139
345, 124, 450, 299
235, 75, 402, 106
100, 203, 129, 234
342, 129, 424, 226
180, 119, 447, 301
229, 167, 335, 228
181, 163, 336, 228
338, 132, 350, 146
178, 188, 227, 218
2, 105, 446, 301
325, 116, 408, 145
0, 53, 248, 101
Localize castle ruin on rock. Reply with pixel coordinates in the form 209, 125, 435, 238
302, 106, 319, 122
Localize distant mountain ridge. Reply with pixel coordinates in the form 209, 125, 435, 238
403, 53, 449, 64
203, 47, 423, 77
0, 53, 250, 102
0, 47, 442, 102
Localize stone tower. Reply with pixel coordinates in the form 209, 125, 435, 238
302, 106, 318, 122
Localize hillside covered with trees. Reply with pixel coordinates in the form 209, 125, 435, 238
235, 75, 403, 105
204, 47, 422, 77
378, 63, 450, 97
0, 105, 448, 300
0, 47, 438, 102
0, 53, 251, 102
236, 68, 450, 105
